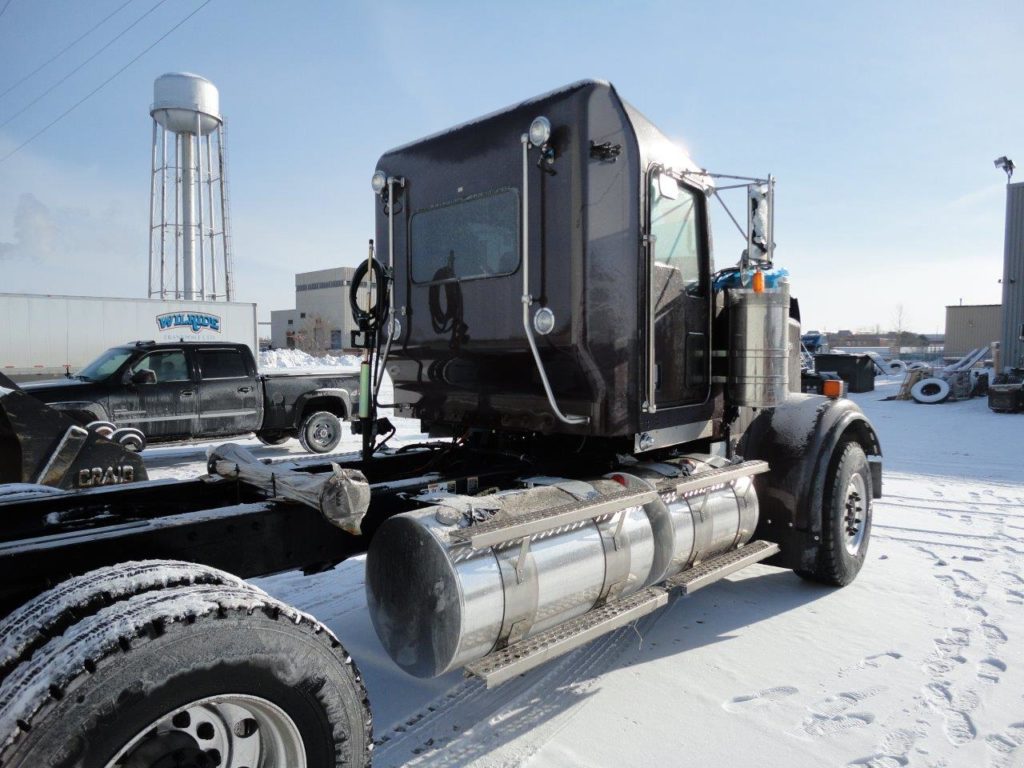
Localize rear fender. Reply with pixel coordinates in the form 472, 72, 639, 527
738, 394, 882, 569
293, 389, 353, 429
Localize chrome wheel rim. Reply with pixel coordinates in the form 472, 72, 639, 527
105, 694, 306, 768
843, 474, 868, 556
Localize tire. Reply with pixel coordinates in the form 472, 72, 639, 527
910, 377, 950, 404
887, 359, 907, 374
0, 560, 247, 686
299, 410, 343, 454
0, 580, 371, 767
112, 427, 146, 452
797, 441, 873, 587
257, 431, 292, 446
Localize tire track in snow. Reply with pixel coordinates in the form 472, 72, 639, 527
373, 612, 662, 767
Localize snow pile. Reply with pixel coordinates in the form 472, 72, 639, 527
259, 348, 360, 371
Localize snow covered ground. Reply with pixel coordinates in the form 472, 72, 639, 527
149, 375, 1024, 768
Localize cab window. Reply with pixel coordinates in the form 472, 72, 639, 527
131, 351, 190, 383
649, 175, 703, 297
197, 348, 248, 379
410, 188, 519, 283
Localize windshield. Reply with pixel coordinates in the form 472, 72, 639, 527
77, 348, 134, 382
410, 188, 519, 284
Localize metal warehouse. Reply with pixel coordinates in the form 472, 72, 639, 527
944, 304, 1002, 358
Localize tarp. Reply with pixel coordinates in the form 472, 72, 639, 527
208, 443, 370, 535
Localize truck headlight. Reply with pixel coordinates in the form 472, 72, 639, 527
528, 116, 551, 147
371, 170, 387, 195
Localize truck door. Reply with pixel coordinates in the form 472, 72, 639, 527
196, 347, 261, 436
111, 349, 197, 439
645, 170, 710, 411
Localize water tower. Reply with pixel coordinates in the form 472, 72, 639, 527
148, 72, 234, 301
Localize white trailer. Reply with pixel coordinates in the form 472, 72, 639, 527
0, 293, 257, 379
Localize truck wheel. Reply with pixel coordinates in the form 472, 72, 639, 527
112, 427, 146, 452
797, 441, 873, 587
0, 560, 247, 685
0, 583, 372, 767
257, 431, 292, 446
299, 411, 342, 454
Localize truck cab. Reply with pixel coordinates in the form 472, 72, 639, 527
374, 80, 746, 451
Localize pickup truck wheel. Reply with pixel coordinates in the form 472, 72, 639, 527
797, 441, 873, 587
257, 431, 291, 446
0, 583, 372, 768
299, 411, 343, 454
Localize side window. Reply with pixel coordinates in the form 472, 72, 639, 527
198, 349, 248, 379
131, 351, 189, 383
649, 175, 703, 299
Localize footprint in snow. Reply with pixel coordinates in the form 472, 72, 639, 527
808, 687, 886, 718
722, 685, 798, 712
982, 623, 1009, 645
848, 726, 923, 768
922, 682, 979, 746
985, 722, 1024, 768
800, 711, 875, 739
977, 657, 1007, 684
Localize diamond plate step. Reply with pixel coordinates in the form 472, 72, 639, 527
655, 460, 771, 498
464, 586, 669, 688
448, 487, 658, 550
665, 540, 780, 595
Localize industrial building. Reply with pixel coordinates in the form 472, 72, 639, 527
944, 304, 1003, 358
270, 267, 374, 351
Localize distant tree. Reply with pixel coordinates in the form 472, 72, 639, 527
891, 304, 908, 339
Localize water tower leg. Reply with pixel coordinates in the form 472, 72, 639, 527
182, 132, 196, 300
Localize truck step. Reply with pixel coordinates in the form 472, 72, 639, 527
665, 539, 780, 595
448, 487, 659, 550
464, 586, 669, 688
657, 459, 771, 498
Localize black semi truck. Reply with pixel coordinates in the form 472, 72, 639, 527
0, 80, 880, 767
20, 341, 361, 454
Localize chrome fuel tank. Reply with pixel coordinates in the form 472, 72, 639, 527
365, 462, 759, 678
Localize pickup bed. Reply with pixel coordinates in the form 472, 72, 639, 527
19, 340, 361, 452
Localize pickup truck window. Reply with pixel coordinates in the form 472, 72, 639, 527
198, 348, 248, 379
131, 351, 190, 383
77, 348, 133, 382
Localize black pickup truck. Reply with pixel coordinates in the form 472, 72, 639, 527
19, 341, 360, 452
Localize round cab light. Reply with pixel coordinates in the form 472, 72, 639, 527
371, 170, 388, 195
390, 316, 402, 341
528, 116, 551, 147
533, 307, 555, 335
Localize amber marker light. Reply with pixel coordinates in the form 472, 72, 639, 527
822, 379, 843, 399
752, 269, 765, 293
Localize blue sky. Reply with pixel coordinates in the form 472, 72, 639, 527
1, 0, 1021, 333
